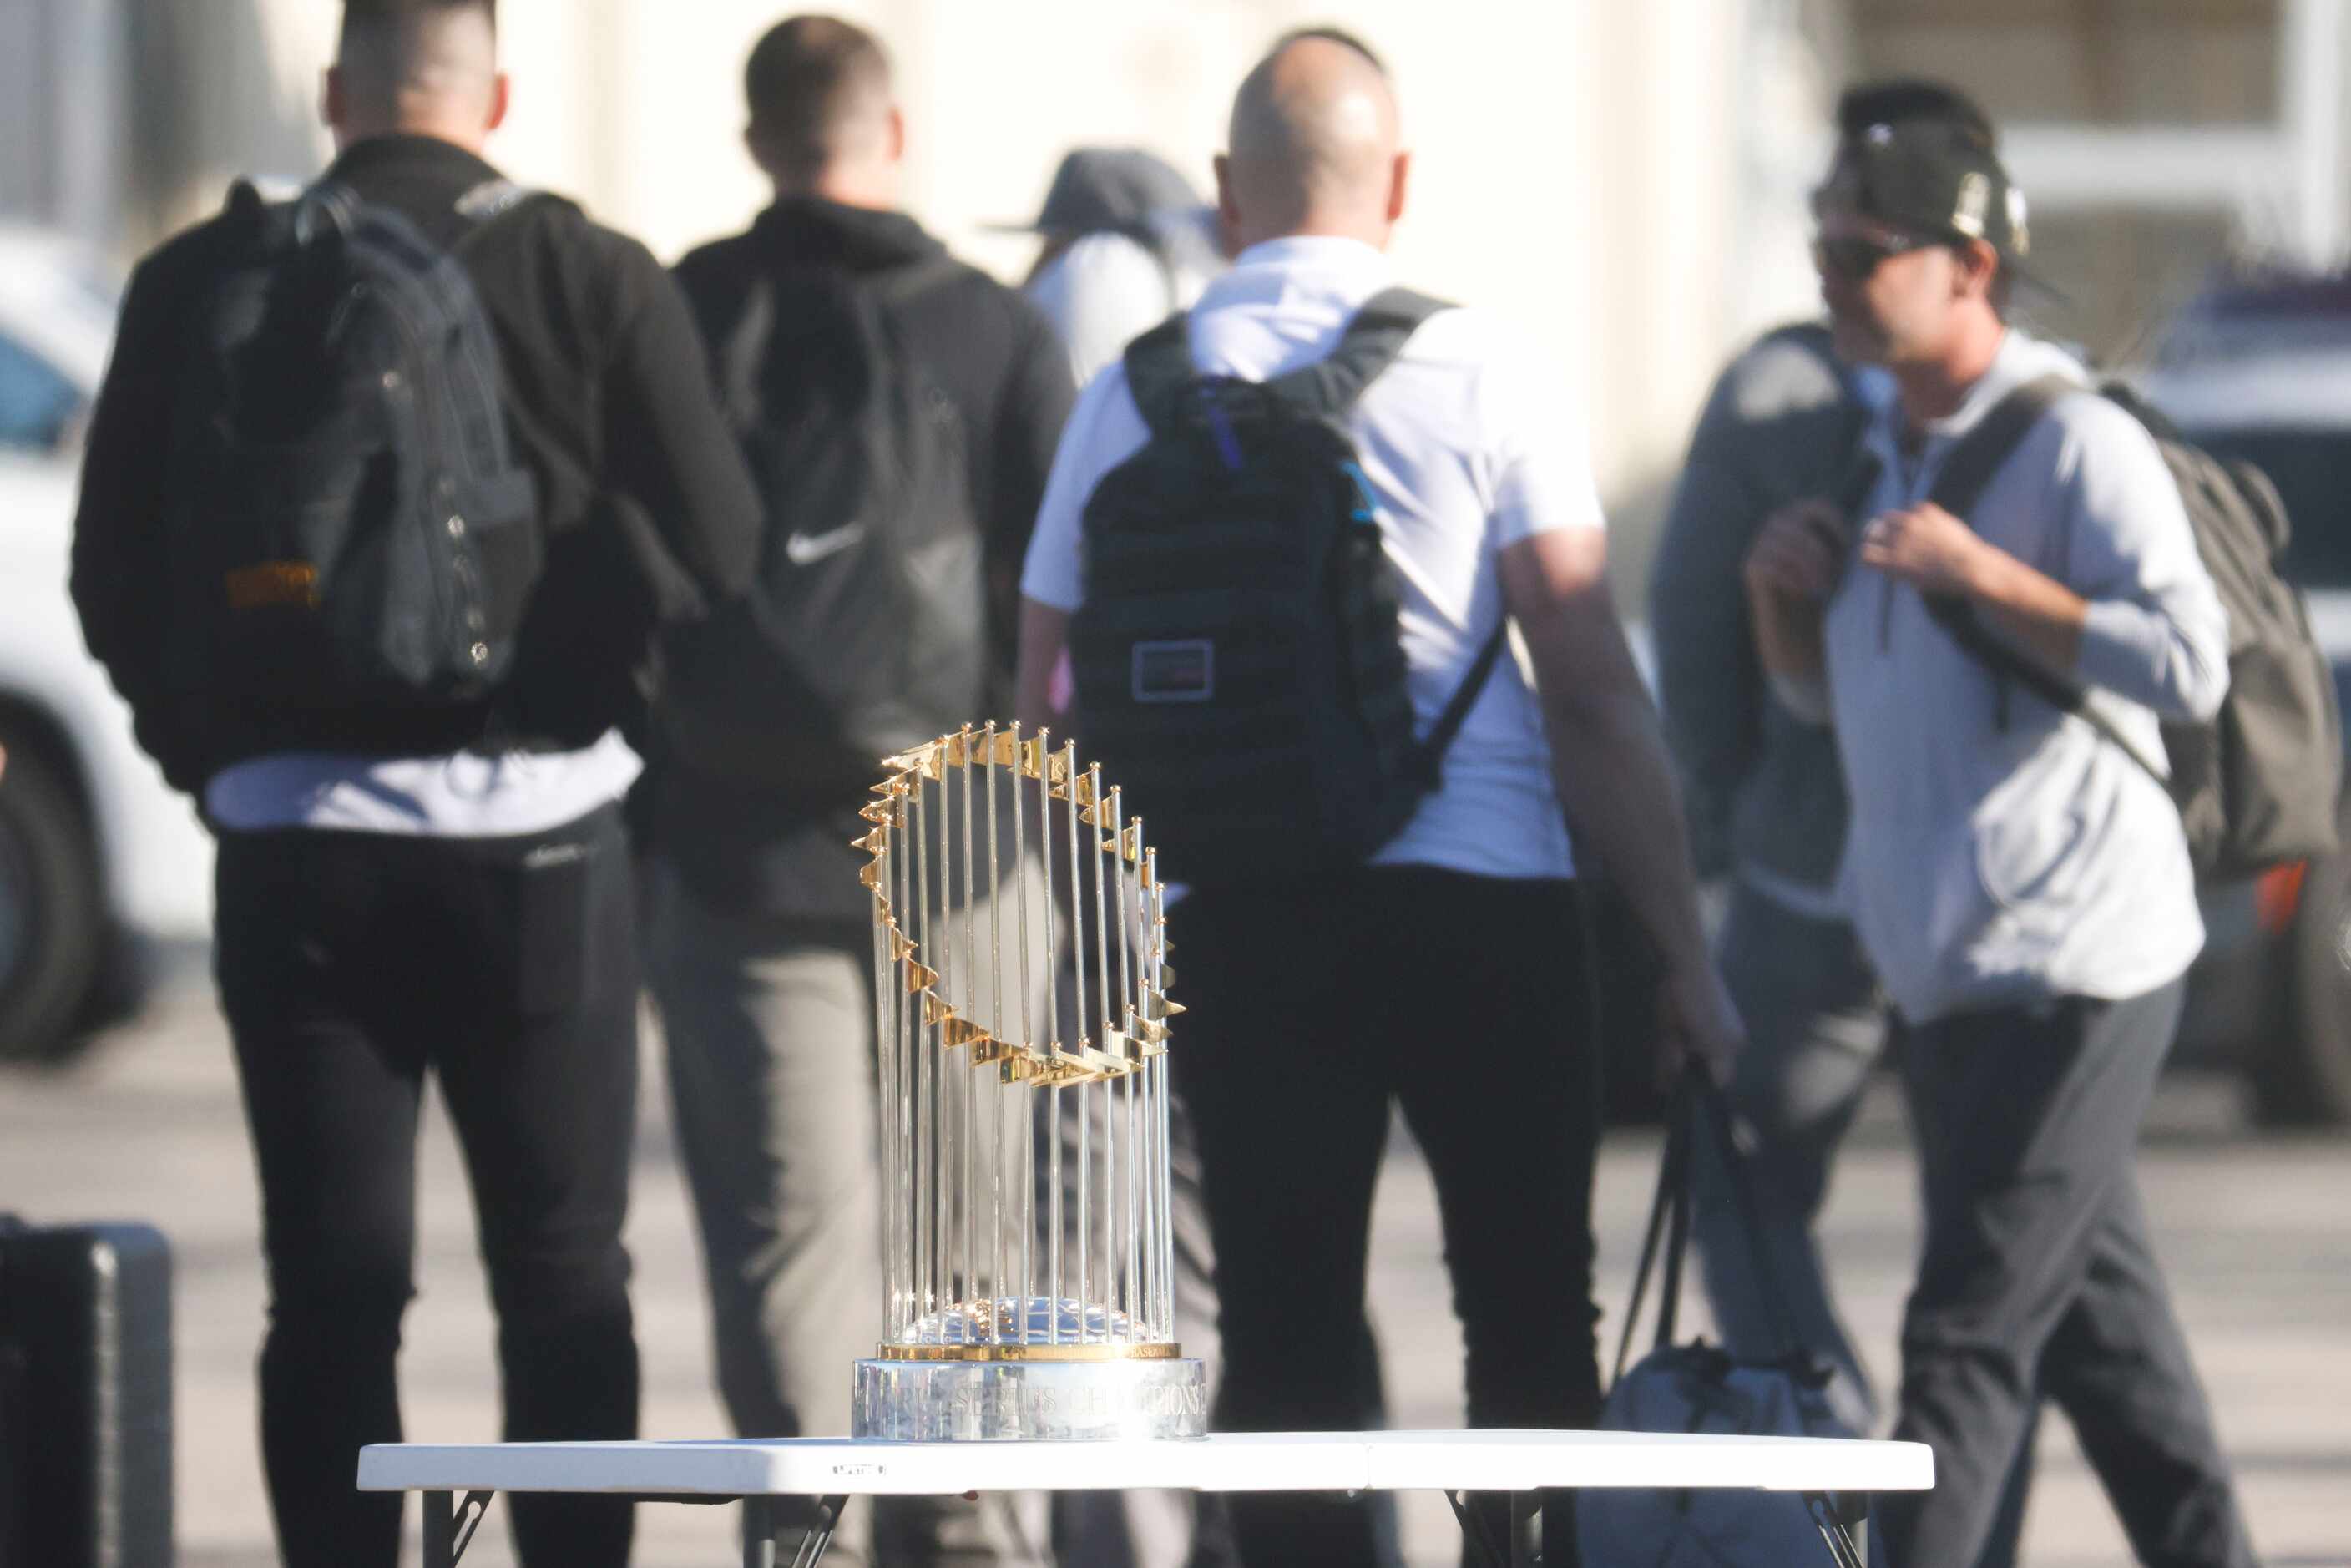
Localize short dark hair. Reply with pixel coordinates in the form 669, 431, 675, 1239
744, 14, 893, 183
1835, 78, 1995, 150
1272, 23, 1388, 75
340, 0, 497, 50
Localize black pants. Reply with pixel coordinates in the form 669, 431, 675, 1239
1170, 867, 1602, 1568
215, 803, 640, 1568
1884, 981, 2255, 1568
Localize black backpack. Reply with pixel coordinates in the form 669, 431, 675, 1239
657, 255, 984, 795
1068, 288, 1506, 886
162, 178, 544, 721
1924, 374, 2343, 881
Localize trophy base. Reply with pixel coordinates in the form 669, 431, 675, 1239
852, 1354, 1208, 1441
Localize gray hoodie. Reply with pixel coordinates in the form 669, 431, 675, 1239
1817, 330, 2229, 1024
1650, 324, 1871, 896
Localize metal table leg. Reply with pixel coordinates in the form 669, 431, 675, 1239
745, 1494, 851, 1568
744, 1496, 776, 1568
790, 1496, 849, 1568
1804, 1490, 1871, 1568
419, 1490, 495, 1567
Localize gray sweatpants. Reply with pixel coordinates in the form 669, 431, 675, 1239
1689, 880, 1886, 1433
645, 857, 1050, 1567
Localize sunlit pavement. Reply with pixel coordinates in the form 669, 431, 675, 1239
4, 957, 2345, 1567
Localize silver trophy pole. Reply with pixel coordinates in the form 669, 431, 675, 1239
1012, 725, 1034, 1344
1039, 732, 1061, 1344
983, 723, 1005, 1341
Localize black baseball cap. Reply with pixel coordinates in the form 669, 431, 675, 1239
1814, 84, 2033, 272
993, 147, 1206, 238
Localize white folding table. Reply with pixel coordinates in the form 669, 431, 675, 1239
360, 1428, 1931, 1567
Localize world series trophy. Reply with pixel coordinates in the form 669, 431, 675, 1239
851, 723, 1208, 1441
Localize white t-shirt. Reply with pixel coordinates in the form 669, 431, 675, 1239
1019, 235, 1601, 881
205, 730, 641, 837
1025, 231, 1204, 391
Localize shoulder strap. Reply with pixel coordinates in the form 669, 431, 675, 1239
1919, 372, 2172, 785
1266, 286, 1451, 420
1405, 620, 1510, 788
1122, 311, 1196, 437
1926, 373, 2072, 523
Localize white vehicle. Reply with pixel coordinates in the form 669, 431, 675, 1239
0, 228, 213, 1060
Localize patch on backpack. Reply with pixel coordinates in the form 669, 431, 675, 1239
1131, 640, 1213, 704
224, 561, 320, 611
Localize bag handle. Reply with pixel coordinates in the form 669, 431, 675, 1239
1608, 1075, 1811, 1386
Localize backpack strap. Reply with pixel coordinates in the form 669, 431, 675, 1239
1266, 286, 1452, 420
1121, 311, 1196, 438
1919, 376, 2173, 786
1927, 374, 2072, 522
1404, 619, 1509, 789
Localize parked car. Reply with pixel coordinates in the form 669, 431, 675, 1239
2130, 271, 2351, 1126
0, 227, 214, 1061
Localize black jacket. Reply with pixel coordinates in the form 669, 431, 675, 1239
71, 134, 762, 792
651, 197, 1076, 920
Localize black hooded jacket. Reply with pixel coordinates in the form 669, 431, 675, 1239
650, 196, 1076, 921
71, 134, 763, 793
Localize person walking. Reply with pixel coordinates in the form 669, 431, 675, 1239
1017, 28, 1741, 1565
1651, 313, 1888, 1438
69, 3, 762, 1564
1004, 145, 1226, 388
640, 15, 1073, 1565
1744, 81, 2258, 1568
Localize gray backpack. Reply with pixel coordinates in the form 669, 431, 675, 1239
1923, 376, 2343, 882
1579, 1084, 1863, 1568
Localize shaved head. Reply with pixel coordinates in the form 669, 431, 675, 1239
327, 0, 507, 153
1219, 31, 1406, 249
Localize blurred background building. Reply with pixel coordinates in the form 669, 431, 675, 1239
3, 0, 2347, 574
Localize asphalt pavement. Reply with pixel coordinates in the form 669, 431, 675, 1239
3, 954, 2346, 1567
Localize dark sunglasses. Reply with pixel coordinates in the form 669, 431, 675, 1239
1812, 231, 1933, 280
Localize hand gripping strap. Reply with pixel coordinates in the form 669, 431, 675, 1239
1920, 375, 2172, 786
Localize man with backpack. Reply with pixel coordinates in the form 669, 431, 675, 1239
639, 14, 1071, 1565
1744, 84, 2273, 1568
68, 3, 762, 1565
1017, 29, 1742, 1564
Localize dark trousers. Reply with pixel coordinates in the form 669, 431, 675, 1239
1170, 867, 1603, 1568
215, 803, 641, 1568
1884, 981, 2256, 1568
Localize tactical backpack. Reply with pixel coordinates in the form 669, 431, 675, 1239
1068, 289, 1506, 886
162, 178, 544, 724
1923, 375, 2343, 882
656, 255, 985, 795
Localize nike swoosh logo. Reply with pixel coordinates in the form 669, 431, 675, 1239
784, 522, 867, 566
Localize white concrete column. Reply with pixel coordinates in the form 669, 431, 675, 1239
2283, 0, 2348, 269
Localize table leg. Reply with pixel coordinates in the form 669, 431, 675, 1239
744, 1497, 776, 1568
1443, 1490, 1506, 1567
787, 1495, 849, 1568
1803, 1490, 1871, 1568
422, 1491, 454, 1568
